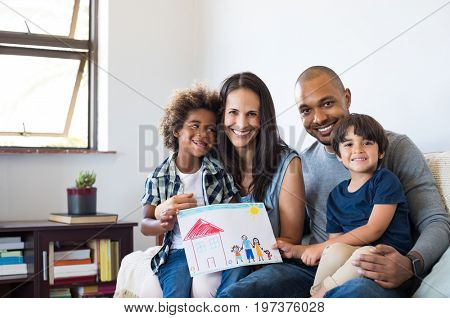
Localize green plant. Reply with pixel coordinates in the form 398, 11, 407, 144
75, 170, 96, 188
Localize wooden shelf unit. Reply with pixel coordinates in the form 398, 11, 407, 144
0, 220, 136, 297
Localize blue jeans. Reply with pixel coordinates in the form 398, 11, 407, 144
325, 277, 415, 298
216, 260, 317, 298
157, 249, 192, 298
216, 266, 252, 297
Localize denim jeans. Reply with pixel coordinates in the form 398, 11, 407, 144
216, 260, 317, 298
216, 266, 252, 297
324, 277, 415, 298
157, 249, 192, 298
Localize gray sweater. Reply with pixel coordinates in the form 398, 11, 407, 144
301, 131, 450, 272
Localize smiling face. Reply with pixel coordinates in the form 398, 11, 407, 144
174, 108, 217, 160
337, 126, 384, 175
296, 73, 351, 148
223, 88, 261, 151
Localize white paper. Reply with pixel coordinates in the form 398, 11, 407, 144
177, 202, 282, 277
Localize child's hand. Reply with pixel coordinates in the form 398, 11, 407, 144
155, 194, 197, 219
301, 243, 325, 266
273, 239, 305, 259
159, 209, 178, 231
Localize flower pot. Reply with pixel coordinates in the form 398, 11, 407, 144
67, 187, 97, 215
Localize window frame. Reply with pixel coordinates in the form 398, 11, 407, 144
0, 0, 98, 152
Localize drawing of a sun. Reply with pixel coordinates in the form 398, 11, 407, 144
249, 206, 259, 216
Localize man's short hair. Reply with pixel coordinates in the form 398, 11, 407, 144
296, 66, 345, 92
331, 113, 389, 159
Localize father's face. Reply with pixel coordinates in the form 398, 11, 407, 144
295, 74, 351, 146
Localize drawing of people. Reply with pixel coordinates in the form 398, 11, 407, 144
264, 249, 272, 260
231, 245, 243, 264
252, 238, 264, 261
241, 235, 255, 263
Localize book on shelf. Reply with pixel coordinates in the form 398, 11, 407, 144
0, 242, 24, 250
54, 258, 91, 266
73, 285, 98, 297
99, 239, 112, 282
87, 240, 100, 267
0, 263, 27, 276
53, 274, 97, 286
50, 288, 72, 298
0, 256, 23, 265
111, 241, 119, 280
48, 213, 118, 224
73, 282, 116, 298
98, 282, 116, 295
49, 241, 55, 285
0, 250, 23, 257
54, 263, 98, 276
54, 269, 98, 279
0, 237, 22, 243
54, 248, 91, 261
54, 262, 97, 273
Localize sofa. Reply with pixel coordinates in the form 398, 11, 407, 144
114, 152, 450, 298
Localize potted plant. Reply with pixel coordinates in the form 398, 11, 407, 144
67, 171, 97, 215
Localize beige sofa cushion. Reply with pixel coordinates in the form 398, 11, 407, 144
425, 151, 450, 213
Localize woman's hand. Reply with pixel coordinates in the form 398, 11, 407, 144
301, 243, 326, 266
155, 193, 197, 219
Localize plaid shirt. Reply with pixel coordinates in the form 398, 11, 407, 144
141, 153, 238, 274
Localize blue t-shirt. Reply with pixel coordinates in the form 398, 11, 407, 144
326, 168, 413, 255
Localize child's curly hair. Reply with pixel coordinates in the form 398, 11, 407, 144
160, 85, 221, 152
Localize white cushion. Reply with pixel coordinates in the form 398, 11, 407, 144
413, 246, 450, 297
114, 246, 161, 298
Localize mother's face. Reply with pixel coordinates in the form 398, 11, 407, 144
223, 88, 261, 150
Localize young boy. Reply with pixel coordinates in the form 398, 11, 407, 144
276, 113, 413, 297
140, 85, 238, 298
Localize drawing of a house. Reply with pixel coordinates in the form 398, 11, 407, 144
183, 219, 227, 272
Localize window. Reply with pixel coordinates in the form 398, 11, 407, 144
0, 0, 97, 150
195, 241, 207, 253
208, 237, 220, 249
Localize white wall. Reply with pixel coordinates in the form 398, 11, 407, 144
1, 0, 449, 252
195, 0, 450, 152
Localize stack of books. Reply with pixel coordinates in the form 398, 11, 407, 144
47, 239, 120, 294
0, 236, 27, 276
73, 282, 116, 297
51, 246, 98, 285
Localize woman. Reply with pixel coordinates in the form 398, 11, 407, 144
135, 72, 306, 297
207, 72, 305, 297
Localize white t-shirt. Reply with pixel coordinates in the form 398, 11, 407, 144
171, 166, 205, 249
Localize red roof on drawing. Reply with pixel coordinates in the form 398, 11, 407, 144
183, 219, 224, 241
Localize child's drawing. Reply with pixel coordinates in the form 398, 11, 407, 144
182, 218, 227, 272
241, 235, 255, 263
264, 249, 273, 260
231, 245, 243, 264
178, 203, 282, 276
252, 238, 264, 261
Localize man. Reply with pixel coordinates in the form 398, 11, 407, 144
297, 66, 449, 297
218, 66, 449, 298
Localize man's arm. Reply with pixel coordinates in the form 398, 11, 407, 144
385, 135, 449, 271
